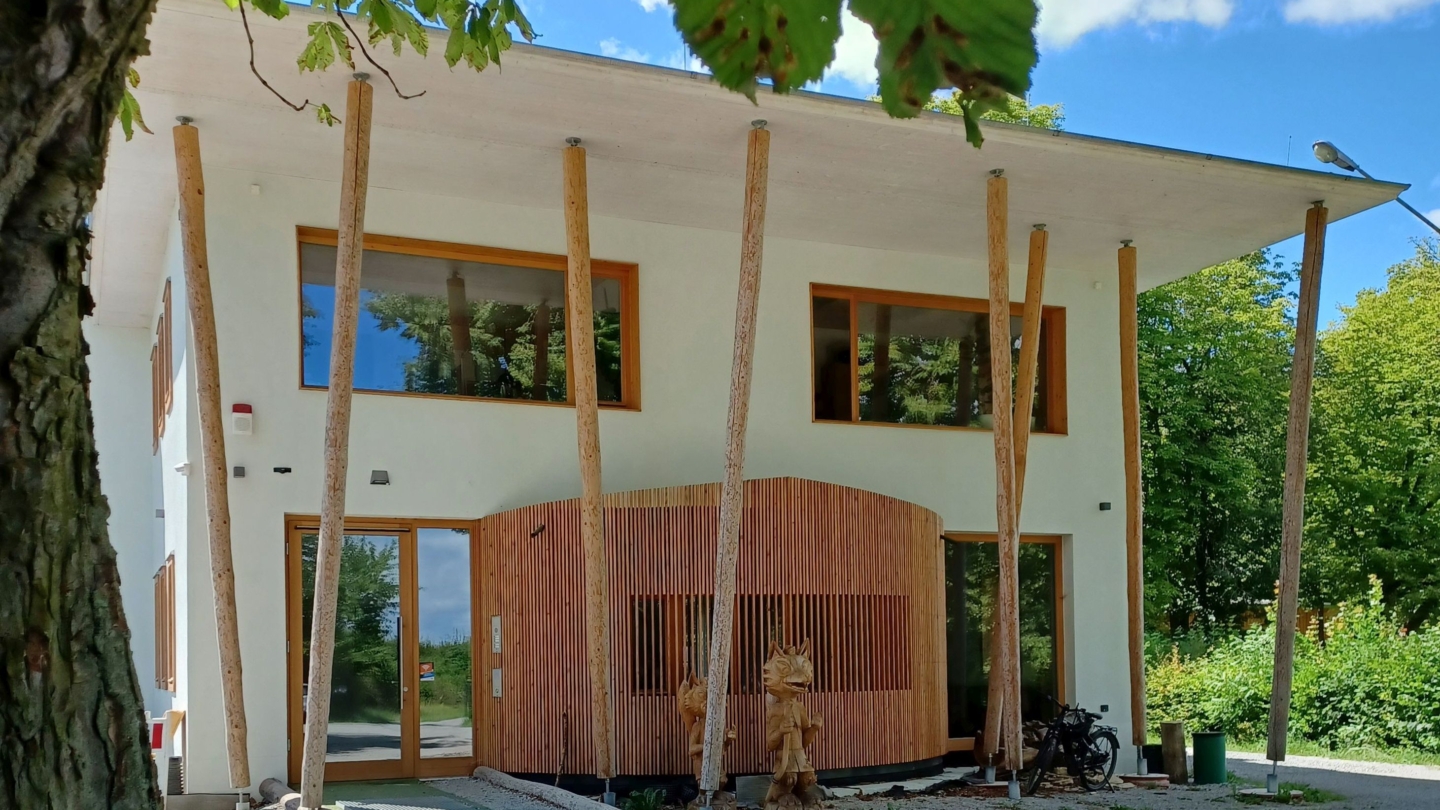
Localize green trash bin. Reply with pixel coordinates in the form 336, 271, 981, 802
1192, 731, 1227, 784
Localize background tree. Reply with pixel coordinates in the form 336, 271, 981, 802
1305, 241, 1440, 628
1137, 251, 1294, 633
0, 1, 1039, 804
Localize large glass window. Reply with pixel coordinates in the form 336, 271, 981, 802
811, 285, 1065, 432
944, 535, 1062, 740
299, 229, 637, 408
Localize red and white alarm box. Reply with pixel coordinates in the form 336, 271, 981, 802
231, 403, 253, 435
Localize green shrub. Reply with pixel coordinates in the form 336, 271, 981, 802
1148, 578, 1440, 753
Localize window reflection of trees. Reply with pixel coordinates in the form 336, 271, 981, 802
944, 539, 1059, 739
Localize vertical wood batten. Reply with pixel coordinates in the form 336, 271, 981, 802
983, 172, 1024, 769
700, 123, 772, 795
1118, 242, 1148, 750
173, 121, 249, 789
563, 141, 616, 780
300, 78, 373, 809
1267, 203, 1328, 763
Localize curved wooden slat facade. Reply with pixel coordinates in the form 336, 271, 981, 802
475, 477, 946, 777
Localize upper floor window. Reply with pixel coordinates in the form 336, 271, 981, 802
811, 284, 1066, 433
151, 279, 173, 452
297, 228, 639, 409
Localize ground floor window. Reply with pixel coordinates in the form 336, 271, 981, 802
286, 518, 476, 781
944, 533, 1063, 741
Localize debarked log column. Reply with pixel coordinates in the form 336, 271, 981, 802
981, 170, 1024, 774
700, 120, 772, 797
173, 118, 250, 790
1118, 240, 1148, 762
1267, 202, 1328, 766
301, 75, 374, 810
562, 137, 617, 782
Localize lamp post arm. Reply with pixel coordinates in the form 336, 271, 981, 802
1351, 164, 1440, 236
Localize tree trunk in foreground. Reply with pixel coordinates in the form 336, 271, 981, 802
0, 0, 163, 808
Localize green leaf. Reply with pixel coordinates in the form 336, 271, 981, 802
444, 24, 466, 66
327, 21, 356, 69
849, 0, 1038, 143
127, 67, 141, 88
315, 103, 340, 126
118, 86, 153, 142
223, 0, 240, 9
249, 0, 290, 20
299, 21, 339, 72
415, 0, 438, 20
672, 0, 842, 97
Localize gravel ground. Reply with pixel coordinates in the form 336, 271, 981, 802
430, 777, 582, 810
828, 783, 1236, 810
1228, 751, 1440, 810
827, 752, 1440, 810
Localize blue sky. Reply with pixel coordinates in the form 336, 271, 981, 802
508, 0, 1440, 324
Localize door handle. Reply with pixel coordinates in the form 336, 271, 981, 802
398, 616, 408, 694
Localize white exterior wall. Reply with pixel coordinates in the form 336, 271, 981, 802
97, 162, 1135, 793
86, 321, 163, 713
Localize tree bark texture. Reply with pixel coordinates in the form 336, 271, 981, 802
0, 0, 164, 807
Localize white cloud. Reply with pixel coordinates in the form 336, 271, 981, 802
824, 9, 879, 89
1284, 0, 1440, 24
662, 47, 707, 72
599, 37, 650, 63
636, 0, 667, 11
1037, 0, 1234, 48
1427, 210, 1440, 228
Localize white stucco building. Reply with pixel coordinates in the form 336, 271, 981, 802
85, 0, 1401, 797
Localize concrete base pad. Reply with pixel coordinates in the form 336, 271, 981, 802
1119, 773, 1171, 789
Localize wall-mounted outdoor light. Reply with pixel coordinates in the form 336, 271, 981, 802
233, 466, 245, 478
370, 470, 390, 486
273, 467, 292, 475
1099, 502, 1113, 511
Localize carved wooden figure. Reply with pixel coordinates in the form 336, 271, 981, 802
678, 671, 736, 787
763, 640, 824, 809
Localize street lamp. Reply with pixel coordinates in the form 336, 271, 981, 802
1313, 140, 1440, 235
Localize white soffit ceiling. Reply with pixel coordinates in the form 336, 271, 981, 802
92, 0, 1403, 327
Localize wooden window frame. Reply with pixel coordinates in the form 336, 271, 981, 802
282, 515, 481, 783
151, 280, 174, 452
809, 283, 1067, 435
942, 531, 1066, 752
295, 227, 642, 411
154, 554, 176, 692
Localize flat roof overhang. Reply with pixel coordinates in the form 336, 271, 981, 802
91, 0, 1405, 328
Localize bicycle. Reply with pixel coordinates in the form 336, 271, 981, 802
1023, 697, 1120, 796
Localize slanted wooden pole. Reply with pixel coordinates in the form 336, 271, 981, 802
981, 170, 1024, 772
173, 119, 250, 790
1118, 241, 1148, 753
1013, 225, 1049, 512
300, 76, 373, 810
981, 222, 1048, 767
699, 120, 771, 796
1267, 202, 1328, 763
563, 137, 616, 781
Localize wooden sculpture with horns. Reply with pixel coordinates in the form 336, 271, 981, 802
763, 639, 825, 809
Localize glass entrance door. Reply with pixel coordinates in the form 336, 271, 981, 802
287, 521, 476, 782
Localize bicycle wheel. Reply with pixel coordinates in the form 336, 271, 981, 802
1079, 729, 1119, 791
1024, 735, 1057, 796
